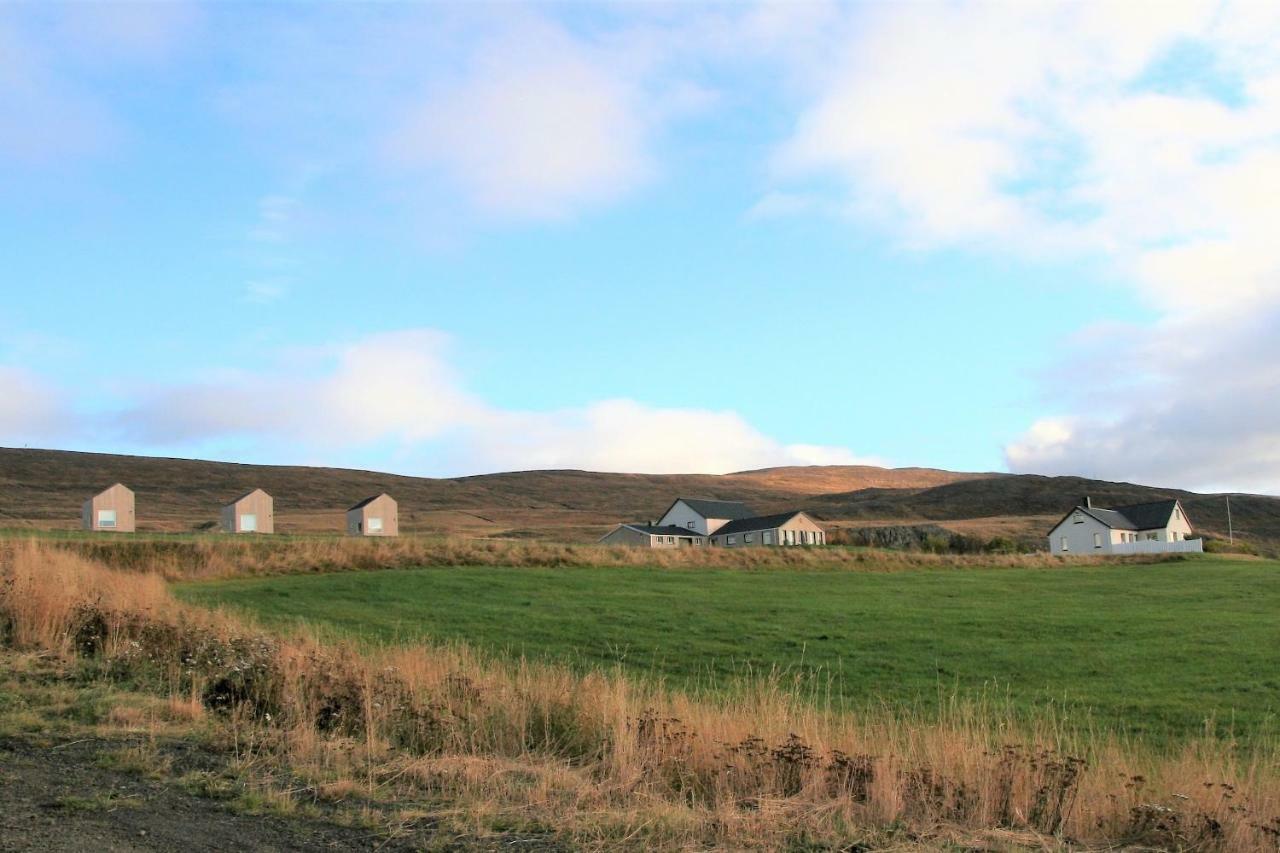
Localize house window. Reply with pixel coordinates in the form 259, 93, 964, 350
1060, 536, 1068, 552
687, 521, 695, 529
668, 536, 675, 544
241, 513, 258, 532
1073, 511, 1083, 523
745, 533, 754, 543
1093, 532, 1102, 548
97, 509, 116, 528
368, 517, 383, 532
727, 536, 737, 545
763, 531, 774, 545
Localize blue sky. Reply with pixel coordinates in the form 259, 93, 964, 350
2, 1, 1278, 492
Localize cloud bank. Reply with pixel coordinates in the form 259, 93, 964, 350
2, 330, 871, 476
772, 0, 1280, 492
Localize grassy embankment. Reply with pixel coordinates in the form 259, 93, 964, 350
176, 558, 1280, 746
4, 537, 1279, 849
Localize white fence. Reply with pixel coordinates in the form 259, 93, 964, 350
1109, 538, 1204, 555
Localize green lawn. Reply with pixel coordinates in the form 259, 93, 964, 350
175, 558, 1280, 743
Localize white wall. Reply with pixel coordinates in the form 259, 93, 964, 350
1048, 503, 1199, 554
1047, 510, 1115, 554
658, 500, 733, 535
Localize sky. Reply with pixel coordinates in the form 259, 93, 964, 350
1, 1, 1278, 494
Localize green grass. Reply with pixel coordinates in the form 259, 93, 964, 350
175, 557, 1280, 744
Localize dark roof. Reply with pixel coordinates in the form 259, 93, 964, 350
623, 524, 705, 537
347, 493, 390, 511
1061, 499, 1182, 532
667, 497, 755, 520
712, 511, 806, 536
225, 487, 267, 506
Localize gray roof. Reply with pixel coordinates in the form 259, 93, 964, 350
669, 497, 755, 520
624, 524, 705, 537
347, 493, 391, 511
713, 511, 806, 536
226, 487, 268, 507
1075, 500, 1181, 531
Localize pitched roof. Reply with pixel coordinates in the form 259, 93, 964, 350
225, 487, 268, 507
1064, 499, 1182, 531
1111, 499, 1182, 530
348, 493, 391, 511
712, 511, 807, 536
621, 524, 705, 537
667, 497, 755, 520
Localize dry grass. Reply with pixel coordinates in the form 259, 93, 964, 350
2, 539, 1277, 850
43, 533, 1187, 583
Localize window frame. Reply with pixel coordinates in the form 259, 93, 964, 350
97, 509, 117, 528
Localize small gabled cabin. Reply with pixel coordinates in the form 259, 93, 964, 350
220, 488, 274, 534
82, 483, 135, 533
347, 493, 398, 537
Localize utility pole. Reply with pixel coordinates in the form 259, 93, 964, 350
1227, 495, 1234, 544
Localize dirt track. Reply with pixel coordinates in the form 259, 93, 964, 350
0, 736, 553, 852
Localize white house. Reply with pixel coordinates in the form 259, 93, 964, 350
1046, 497, 1201, 555
599, 497, 827, 548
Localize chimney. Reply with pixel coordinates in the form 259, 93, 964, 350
1083, 496, 1092, 508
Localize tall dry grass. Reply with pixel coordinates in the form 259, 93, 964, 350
2, 538, 1276, 850
46, 533, 1183, 582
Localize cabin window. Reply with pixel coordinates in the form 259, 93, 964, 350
97, 509, 116, 528
241, 513, 258, 532
1060, 536, 1068, 552
745, 533, 754, 543
727, 536, 737, 545
686, 521, 695, 529
1093, 532, 1102, 548
763, 531, 774, 544
1072, 511, 1083, 523
368, 517, 383, 532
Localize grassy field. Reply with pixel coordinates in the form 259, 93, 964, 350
176, 556, 1280, 745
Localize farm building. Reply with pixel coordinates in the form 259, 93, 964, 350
600, 497, 826, 548
220, 488, 274, 534
81, 483, 135, 532
708, 511, 826, 547
599, 523, 706, 548
347, 493, 398, 537
1046, 497, 1202, 555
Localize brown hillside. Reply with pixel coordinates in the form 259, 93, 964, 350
724, 465, 996, 494
2, 447, 1278, 546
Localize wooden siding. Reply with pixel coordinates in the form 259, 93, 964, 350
220, 489, 274, 534
346, 494, 398, 537
81, 483, 135, 533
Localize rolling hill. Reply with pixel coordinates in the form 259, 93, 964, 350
2, 447, 1277, 547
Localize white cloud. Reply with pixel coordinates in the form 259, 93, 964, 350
113, 329, 869, 475
767, 0, 1280, 491
385, 19, 655, 221
0, 366, 66, 443
0, 4, 196, 165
